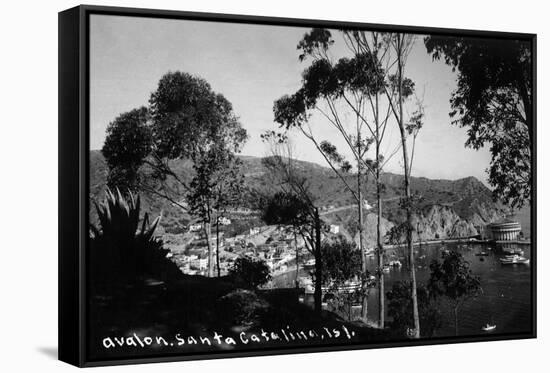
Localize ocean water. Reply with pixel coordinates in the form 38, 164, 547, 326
273, 242, 533, 338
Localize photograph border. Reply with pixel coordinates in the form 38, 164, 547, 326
58, 4, 537, 367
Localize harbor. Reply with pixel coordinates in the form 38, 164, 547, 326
272, 241, 532, 337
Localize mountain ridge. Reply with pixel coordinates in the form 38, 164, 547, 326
89, 150, 508, 244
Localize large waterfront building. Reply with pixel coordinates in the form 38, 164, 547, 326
488, 220, 522, 241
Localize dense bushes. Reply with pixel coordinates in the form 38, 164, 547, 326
229, 256, 271, 288
386, 281, 442, 338
217, 289, 270, 325
321, 238, 373, 320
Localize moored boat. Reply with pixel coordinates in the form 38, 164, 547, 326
500, 255, 529, 265
475, 252, 489, 256
503, 249, 524, 256
482, 324, 497, 331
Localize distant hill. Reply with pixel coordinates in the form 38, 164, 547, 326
90, 150, 514, 243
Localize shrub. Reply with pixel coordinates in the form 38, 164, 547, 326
89, 188, 180, 289
321, 238, 363, 285
428, 250, 482, 335
386, 281, 442, 337
217, 289, 269, 325
321, 238, 373, 321
229, 256, 271, 288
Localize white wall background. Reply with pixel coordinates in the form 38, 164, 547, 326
0, 0, 546, 371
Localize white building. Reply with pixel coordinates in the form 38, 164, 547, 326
218, 217, 231, 225
488, 220, 521, 241
190, 258, 208, 270
189, 224, 202, 232
363, 199, 373, 210
329, 224, 340, 234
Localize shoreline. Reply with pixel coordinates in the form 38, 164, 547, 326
269, 238, 532, 284
381, 238, 531, 250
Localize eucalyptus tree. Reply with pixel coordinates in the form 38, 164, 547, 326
273, 29, 403, 324
334, 30, 411, 328
262, 191, 324, 315
383, 33, 424, 338
424, 36, 532, 208
186, 146, 245, 277
102, 71, 248, 277
261, 133, 306, 288
260, 133, 325, 314
428, 251, 482, 336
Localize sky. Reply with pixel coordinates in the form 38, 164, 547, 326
90, 14, 493, 185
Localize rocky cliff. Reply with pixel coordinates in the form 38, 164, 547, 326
326, 203, 506, 248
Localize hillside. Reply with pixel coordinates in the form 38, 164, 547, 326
89, 150, 511, 243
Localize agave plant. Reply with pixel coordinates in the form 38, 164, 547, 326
91, 188, 160, 250
90, 188, 169, 283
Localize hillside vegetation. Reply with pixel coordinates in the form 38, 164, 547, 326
90, 150, 512, 243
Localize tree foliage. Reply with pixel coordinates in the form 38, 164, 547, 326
186, 147, 245, 223
386, 281, 442, 338
102, 107, 151, 191
424, 36, 532, 208
102, 71, 248, 277
320, 237, 371, 321
273, 35, 386, 131
229, 256, 272, 289
274, 29, 423, 326
428, 250, 482, 335
259, 137, 325, 316
321, 238, 364, 286
149, 72, 247, 159
102, 71, 248, 199
262, 191, 312, 228
428, 250, 482, 303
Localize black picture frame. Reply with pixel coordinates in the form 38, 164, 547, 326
59, 4, 537, 367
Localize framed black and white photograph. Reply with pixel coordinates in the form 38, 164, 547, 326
58, 4, 536, 367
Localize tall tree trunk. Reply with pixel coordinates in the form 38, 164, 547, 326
314, 208, 323, 317
375, 94, 385, 329
454, 305, 459, 336
518, 82, 532, 140
215, 219, 221, 277
294, 229, 299, 289
357, 131, 369, 322
377, 169, 385, 328
396, 35, 420, 338
204, 221, 214, 277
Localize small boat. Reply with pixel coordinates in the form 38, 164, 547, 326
503, 249, 524, 256
482, 324, 497, 332
475, 252, 489, 256
500, 255, 530, 265
502, 258, 530, 265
